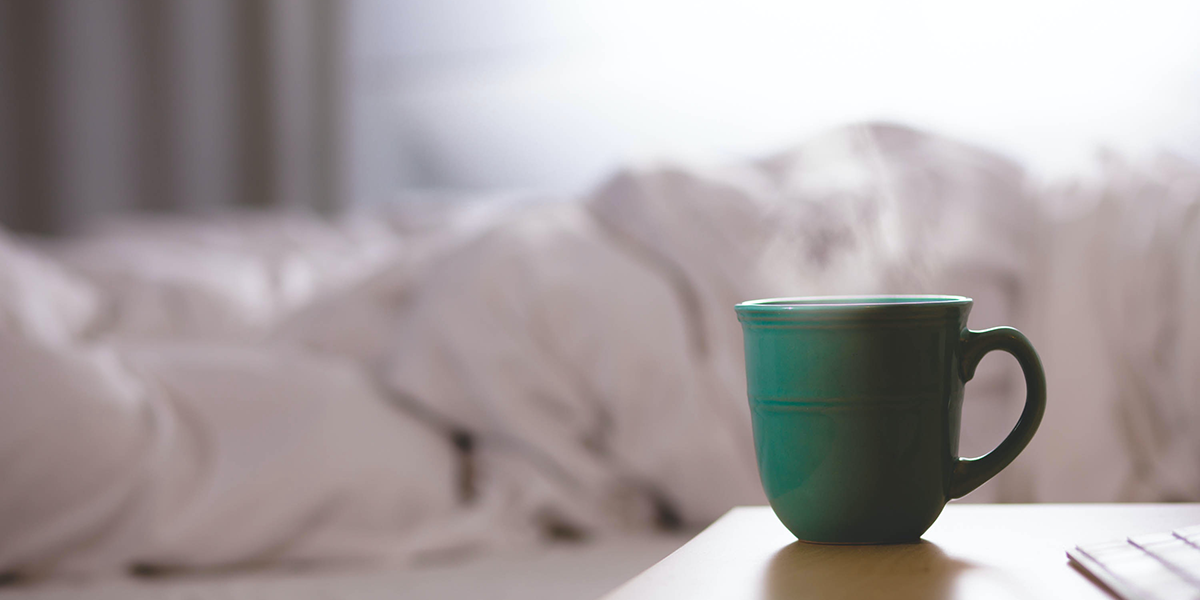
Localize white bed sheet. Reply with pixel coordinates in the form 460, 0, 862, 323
0, 535, 687, 600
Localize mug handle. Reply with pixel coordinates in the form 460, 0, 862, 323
949, 327, 1047, 499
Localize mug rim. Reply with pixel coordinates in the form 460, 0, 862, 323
736, 295, 972, 313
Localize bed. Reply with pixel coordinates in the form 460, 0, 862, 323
1, 123, 1198, 595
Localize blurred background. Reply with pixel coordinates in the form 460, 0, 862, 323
3, 0, 1200, 231
2, 1, 1200, 598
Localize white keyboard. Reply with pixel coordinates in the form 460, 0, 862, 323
1068, 525, 1200, 600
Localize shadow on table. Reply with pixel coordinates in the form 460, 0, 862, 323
765, 539, 975, 599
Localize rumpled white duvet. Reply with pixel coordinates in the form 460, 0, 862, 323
2, 124, 1198, 580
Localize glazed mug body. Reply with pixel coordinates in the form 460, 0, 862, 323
735, 296, 1045, 544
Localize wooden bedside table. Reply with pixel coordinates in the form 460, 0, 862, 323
601, 504, 1200, 600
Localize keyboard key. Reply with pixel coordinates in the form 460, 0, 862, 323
1076, 546, 1197, 598
1071, 528, 1200, 600
1130, 534, 1200, 587
1177, 526, 1200, 546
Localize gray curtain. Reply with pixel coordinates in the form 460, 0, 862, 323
0, 0, 345, 235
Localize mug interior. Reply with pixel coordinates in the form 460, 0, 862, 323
738, 295, 971, 309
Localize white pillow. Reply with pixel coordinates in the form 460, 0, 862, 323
47, 212, 402, 342
0, 229, 100, 344
0, 336, 461, 577
0, 336, 150, 575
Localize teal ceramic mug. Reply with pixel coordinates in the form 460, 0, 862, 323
735, 295, 1046, 544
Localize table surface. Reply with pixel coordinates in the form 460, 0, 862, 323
601, 503, 1200, 600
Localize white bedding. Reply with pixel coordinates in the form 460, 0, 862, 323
1, 123, 1198, 584
0, 535, 687, 600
